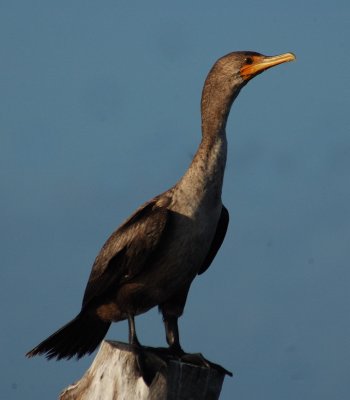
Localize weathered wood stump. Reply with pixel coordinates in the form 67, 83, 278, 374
59, 340, 229, 399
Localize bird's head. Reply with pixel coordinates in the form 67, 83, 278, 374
209, 51, 295, 87
201, 51, 295, 132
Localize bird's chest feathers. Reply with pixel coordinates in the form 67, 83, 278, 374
166, 203, 222, 275
159, 136, 226, 278
174, 136, 227, 216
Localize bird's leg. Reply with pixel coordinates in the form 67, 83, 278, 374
159, 291, 231, 375
127, 314, 167, 386
128, 314, 141, 347
163, 315, 232, 376
163, 315, 184, 356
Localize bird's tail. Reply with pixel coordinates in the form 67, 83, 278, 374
26, 311, 111, 360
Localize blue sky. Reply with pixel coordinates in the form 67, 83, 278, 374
1, 1, 350, 399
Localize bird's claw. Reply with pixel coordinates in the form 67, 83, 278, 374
134, 346, 167, 386
180, 352, 210, 368
133, 345, 233, 385
180, 352, 233, 377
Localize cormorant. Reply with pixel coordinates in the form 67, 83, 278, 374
27, 51, 295, 361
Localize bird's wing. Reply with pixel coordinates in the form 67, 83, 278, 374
198, 205, 229, 275
82, 197, 171, 308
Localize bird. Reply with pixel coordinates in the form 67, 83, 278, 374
27, 50, 295, 362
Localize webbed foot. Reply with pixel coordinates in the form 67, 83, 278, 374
132, 345, 167, 386
180, 352, 233, 377
144, 345, 233, 377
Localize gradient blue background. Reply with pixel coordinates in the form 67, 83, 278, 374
1, 1, 350, 399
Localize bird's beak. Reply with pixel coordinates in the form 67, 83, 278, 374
240, 52, 296, 81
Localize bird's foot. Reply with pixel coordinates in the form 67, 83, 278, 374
142, 343, 184, 361
147, 345, 232, 377
130, 335, 142, 348
132, 344, 232, 384
132, 345, 167, 386
180, 352, 233, 377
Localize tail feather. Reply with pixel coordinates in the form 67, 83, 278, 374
26, 312, 111, 360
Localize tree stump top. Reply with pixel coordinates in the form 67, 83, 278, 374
60, 340, 230, 400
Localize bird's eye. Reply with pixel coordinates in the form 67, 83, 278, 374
245, 57, 253, 65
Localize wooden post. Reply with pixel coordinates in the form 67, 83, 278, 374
59, 340, 230, 400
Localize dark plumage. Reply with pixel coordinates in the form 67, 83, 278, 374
27, 51, 295, 360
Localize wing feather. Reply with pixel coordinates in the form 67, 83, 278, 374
82, 198, 170, 308
198, 205, 229, 275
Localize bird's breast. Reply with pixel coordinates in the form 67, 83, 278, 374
158, 200, 222, 283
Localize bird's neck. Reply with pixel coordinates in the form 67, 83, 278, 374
175, 110, 229, 211
174, 74, 240, 212
200, 77, 235, 140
